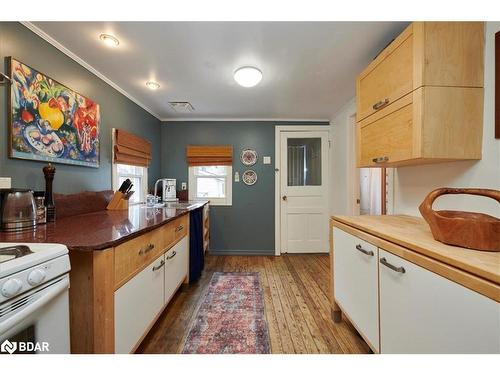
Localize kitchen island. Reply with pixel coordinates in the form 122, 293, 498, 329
0, 200, 209, 353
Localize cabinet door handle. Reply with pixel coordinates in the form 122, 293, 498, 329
139, 243, 155, 255
152, 260, 165, 271
372, 98, 390, 110
166, 250, 177, 260
355, 244, 374, 256
380, 257, 406, 274
175, 225, 184, 233
372, 156, 389, 163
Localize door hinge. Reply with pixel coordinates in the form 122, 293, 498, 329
328, 140, 331, 148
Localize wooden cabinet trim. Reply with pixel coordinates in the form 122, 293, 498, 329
331, 219, 500, 302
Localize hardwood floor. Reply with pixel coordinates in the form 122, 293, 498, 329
136, 254, 371, 354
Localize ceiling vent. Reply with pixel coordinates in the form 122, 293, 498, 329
168, 101, 195, 113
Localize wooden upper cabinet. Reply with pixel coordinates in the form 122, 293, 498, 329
356, 22, 485, 168
357, 25, 414, 122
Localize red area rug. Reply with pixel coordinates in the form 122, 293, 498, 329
182, 272, 270, 354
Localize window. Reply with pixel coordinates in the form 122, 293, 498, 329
188, 165, 232, 206
112, 163, 148, 205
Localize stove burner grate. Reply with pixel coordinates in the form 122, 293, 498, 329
0, 245, 34, 264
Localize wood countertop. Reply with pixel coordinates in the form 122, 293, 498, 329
331, 215, 500, 287
0, 201, 208, 252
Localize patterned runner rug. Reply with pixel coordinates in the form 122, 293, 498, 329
182, 272, 270, 354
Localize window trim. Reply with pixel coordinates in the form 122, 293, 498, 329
112, 163, 148, 205
188, 165, 232, 206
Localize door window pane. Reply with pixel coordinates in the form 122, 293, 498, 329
287, 138, 322, 186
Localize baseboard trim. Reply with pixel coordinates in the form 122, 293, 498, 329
208, 249, 275, 256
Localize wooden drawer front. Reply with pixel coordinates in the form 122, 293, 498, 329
379, 249, 500, 353
164, 236, 189, 305
114, 228, 163, 289
115, 253, 165, 353
172, 215, 188, 243
333, 228, 379, 352
357, 93, 414, 167
357, 27, 413, 121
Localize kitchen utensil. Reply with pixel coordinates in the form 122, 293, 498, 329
124, 191, 134, 200
0, 189, 37, 231
419, 188, 500, 251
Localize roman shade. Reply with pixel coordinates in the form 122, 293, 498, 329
186, 145, 233, 166
114, 129, 152, 167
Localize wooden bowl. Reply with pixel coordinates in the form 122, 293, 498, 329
419, 188, 500, 252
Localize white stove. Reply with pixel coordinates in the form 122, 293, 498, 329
0, 243, 70, 354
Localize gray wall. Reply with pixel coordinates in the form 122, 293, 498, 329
161, 121, 328, 255
0, 22, 162, 193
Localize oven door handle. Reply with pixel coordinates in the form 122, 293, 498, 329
0, 276, 69, 336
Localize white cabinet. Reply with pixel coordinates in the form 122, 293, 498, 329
114, 254, 165, 354
333, 228, 380, 352
378, 249, 500, 354
164, 236, 189, 305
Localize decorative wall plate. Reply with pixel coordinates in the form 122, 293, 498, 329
241, 149, 258, 166
242, 170, 257, 185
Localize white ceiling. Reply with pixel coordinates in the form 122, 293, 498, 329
30, 22, 408, 121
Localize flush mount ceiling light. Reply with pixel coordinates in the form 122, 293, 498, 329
233, 66, 262, 88
99, 33, 120, 47
146, 81, 160, 90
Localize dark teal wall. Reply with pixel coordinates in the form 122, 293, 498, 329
0, 22, 162, 193
161, 121, 329, 255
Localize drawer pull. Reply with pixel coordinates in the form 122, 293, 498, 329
380, 257, 406, 274
138, 243, 155, 255
166, 250, 177, 260
372, 156, 389, 163
355, 244, 374, 256
175, 225, 184, 233
372, 98, 390, 110
152, 260, 165, 271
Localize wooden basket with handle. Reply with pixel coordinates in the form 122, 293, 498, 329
419, 188, 500, 252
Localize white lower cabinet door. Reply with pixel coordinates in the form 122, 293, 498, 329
333, 228, 379, 352
379, 249, 500, 354
115, 254, 165, 353
164, 236, 189, 305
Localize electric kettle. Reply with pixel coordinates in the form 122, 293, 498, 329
0, 189, 37, 231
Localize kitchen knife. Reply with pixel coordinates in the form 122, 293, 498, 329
124, 191, 135, 200
119, 179, 132, 193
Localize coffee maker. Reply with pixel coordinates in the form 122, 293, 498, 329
161, 179, 177, 202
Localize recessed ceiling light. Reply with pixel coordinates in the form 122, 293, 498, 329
99, 34, 119, 47
234, 66, 263, 88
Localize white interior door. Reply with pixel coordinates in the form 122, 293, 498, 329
279, 130, 329, 253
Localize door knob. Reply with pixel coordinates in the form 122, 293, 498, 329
282, 195, 287, 201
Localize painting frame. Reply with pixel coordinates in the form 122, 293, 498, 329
495, 31, 499, 139
8, 57, 100, 168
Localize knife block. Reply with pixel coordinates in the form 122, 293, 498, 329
106, 191, 129, 210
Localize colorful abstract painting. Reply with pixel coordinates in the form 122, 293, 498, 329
9, 58, 100, 167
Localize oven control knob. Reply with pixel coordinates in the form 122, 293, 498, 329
27, 269, 46, 286
1, 278, 23, 298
